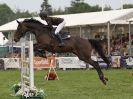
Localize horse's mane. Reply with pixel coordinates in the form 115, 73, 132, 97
23, 18, 52, 31
23, 18, 44, 25
23, 18, 53, 37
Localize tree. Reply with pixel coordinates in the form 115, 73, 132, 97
104, 5, 112, 11
64, 0, 102, 14
40, 0, 52, 15
53, 7, 65, 15
123, 4, 133, 9
0, 4, 15, 25
65, 0, 91, 14
15, 9, 35, 18
0, 3, 37, 26
90, 5, 101, 12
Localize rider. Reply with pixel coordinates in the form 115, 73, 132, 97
39, 12, 66, 47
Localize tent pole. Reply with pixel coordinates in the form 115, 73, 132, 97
107, 22, 110, 56
79, 26, 82, 37
129, 21, 132, 56
11, 32, 14, 56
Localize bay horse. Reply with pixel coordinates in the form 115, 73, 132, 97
14, 18, 110, 85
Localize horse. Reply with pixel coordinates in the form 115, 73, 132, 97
14, 18, 110, 85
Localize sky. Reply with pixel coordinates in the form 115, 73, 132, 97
0, 0, 133, 12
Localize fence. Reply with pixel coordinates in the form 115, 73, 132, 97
1, 56, 133, 69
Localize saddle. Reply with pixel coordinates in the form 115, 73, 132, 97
59, 31, 71, 40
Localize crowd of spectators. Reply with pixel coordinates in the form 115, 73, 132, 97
110, 33, 130, 56
94, 33, 132, 56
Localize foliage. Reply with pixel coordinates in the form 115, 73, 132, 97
104, 5, 112, 11
0, 3, 37, 25
52, 0, 105, 14
90, 5, 102, 12
12, 83, 21, 94
64, 0, 102, 14
11, 82, 45, 99
0, 3, 15, 25
15, 9, 33, 18
52, 7, 65, 15
40, 0, 53, 15
65, 0, 91, 14
123, 4, 133, 9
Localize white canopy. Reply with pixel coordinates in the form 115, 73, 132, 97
128, 17, 133, 22
0, 8, 133, 32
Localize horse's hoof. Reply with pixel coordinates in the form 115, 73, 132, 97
101, 77, 108, 85
104, 77, 108, 81
102, 80, 106, 85
100, 75, 108, 85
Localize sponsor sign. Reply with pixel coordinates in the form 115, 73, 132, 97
34, 56, 56, 68
111, 56, 121, 67
58, 57, 86, 69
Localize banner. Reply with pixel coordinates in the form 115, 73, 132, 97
125, 57, 133, 67
58, 57, 86, 69
34, 56, 56, 69
111, 56, 121, 68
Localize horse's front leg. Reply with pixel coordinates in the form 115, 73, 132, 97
33, 43, 46, 58
33, 43, 43, 51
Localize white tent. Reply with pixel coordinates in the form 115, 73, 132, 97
128, 17, 133, 22
55, 8, 133, 26
0, 8, 133, 32
0, 32, 8, 45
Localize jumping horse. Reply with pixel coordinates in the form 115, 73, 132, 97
14, 18, 110, 85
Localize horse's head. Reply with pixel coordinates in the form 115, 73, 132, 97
14, 20, 29, 42
14, 18, 52, 42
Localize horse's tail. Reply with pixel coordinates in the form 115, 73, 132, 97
88, 39, 111, 68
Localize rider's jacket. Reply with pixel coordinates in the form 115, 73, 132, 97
40, 16, 64, 28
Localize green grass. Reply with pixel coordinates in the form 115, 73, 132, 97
0, 69, 133, 99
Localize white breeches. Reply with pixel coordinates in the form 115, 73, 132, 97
55, 20, 66, 35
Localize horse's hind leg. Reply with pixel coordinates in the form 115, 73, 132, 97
85, 58, 108, 85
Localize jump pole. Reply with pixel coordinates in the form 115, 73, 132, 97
14, 35, 44, 98
29, 40, 34, 89
21, 41, 34, 92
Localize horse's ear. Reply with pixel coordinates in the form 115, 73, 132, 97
16, 20, 21, 24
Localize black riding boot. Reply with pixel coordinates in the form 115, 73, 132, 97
55, 34, 64, 47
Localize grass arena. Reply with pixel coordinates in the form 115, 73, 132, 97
0, 69, 133, 99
